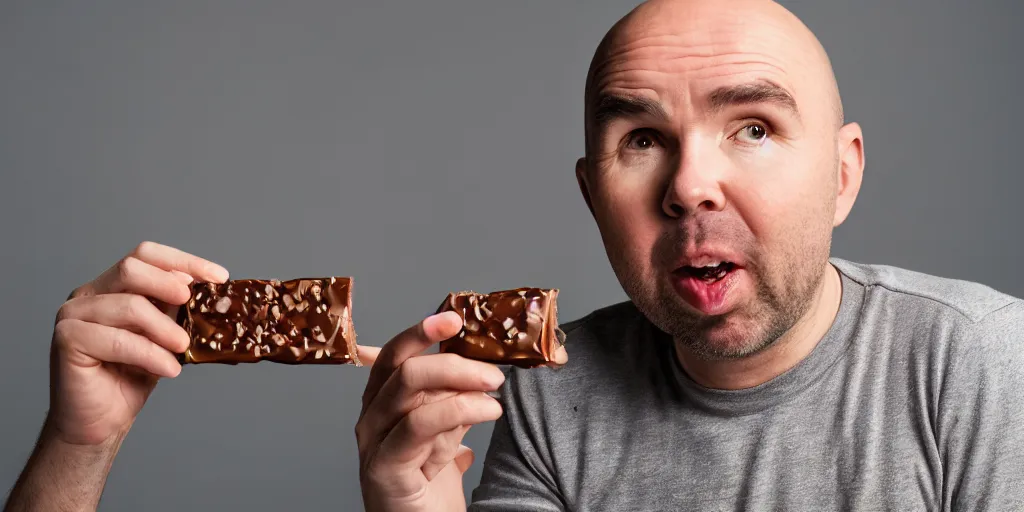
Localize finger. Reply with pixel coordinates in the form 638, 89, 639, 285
421, 426, 471, 480
357, 345, 381, 367
131, 241, 229, 283
361, 311, 463, 411
421, 427, 467, 481
82, 256, 193, 305
358, 353, 503, 449
158, 270, 191, 317
58, 294, 190, 353
54, 319, 182, 378
454, 444, 475, 474
553, 345, 568, 365
357, 388, 461, 454
170, 270, 195, 285
374, 392, 501, 471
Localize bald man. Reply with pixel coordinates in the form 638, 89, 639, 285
5, 1, 1023, 511
359, 1, 1024, 510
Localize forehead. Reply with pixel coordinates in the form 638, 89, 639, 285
588, 4, 817, 117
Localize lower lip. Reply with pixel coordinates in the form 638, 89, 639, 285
671, 268, 744, 316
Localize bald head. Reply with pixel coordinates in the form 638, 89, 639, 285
584, 0, 844, 156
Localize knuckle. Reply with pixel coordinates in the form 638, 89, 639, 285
66, 285, 87, 300
117, 256, 140, 282
108, 329, 131, 360
452, 393, 474, 420
405, 411, 430, 439
133, 241, 156, 257
123, 294, 151, 320
395, 362, 418, 392
55, 301, 74, 323
353, 422, 369, 449
53, 319, 79, 348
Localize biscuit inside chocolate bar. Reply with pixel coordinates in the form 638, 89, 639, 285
178, 277, 360, 365
436, 288, 565, 368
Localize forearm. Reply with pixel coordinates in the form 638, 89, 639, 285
4, 419, 126, 512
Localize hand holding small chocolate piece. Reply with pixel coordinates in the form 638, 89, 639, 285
178, 277, 360, 365
436, 287, 567, 368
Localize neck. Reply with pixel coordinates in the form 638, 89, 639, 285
675, 262, 843, 390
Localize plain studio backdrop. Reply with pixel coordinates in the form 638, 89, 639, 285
1, 1, 1022, 510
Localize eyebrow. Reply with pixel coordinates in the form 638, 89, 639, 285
590, 94, 670, 131
707, 81, 799, 116
587, 80, 800, 136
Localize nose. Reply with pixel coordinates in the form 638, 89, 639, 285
661, 141, 727, 217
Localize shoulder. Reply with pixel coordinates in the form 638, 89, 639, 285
832, 257, 1024, 370
831, 257, 1020, 323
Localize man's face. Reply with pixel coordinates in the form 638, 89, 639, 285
579, 1, 857, 359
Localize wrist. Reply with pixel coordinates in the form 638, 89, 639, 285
38, 415, 128, 459
4, 418, 127, 511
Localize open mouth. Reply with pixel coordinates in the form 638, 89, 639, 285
677, 262, 737, 282
671, 261, 742, 315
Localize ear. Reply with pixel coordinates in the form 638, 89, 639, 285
576, 157, 596, 218
833, 122, 865, 227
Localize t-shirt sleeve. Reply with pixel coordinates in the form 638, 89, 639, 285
938, 300, 1024, 511
468, 369, 566, 511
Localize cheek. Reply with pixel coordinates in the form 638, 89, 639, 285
728, 144, 835, 257
591, 175, 662, 265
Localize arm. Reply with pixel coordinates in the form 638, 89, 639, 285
4, 421, 125, 511
3, 241, 229, 512
939, 300, 1024, 511
469, 370, 565, 511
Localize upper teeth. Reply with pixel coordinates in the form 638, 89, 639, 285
701, 262, 723, 269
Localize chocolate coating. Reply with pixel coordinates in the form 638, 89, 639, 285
437, 288, 564, 368
178, 277, 360, 365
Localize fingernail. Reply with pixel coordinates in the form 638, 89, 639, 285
486, 370, 506, 389
209, 264, 229, 282
485, 396, 504, 416
174, 272, 194, 284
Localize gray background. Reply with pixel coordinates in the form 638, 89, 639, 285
1, 1, 1021, 510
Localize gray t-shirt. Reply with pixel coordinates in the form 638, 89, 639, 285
469, 258, 1024, 511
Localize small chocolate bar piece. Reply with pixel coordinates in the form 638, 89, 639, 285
178, 277, 360, 365
436, 288, 565, 368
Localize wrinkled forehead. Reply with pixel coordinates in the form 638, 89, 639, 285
585, 2, 823, 122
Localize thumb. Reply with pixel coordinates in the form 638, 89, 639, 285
454, 445, 475, 474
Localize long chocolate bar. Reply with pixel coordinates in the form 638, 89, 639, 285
177, 277, 360, 365
436, 288, 565, 368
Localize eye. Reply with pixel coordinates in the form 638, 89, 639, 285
624, 129, 660, 151
734, 123, 769, 145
